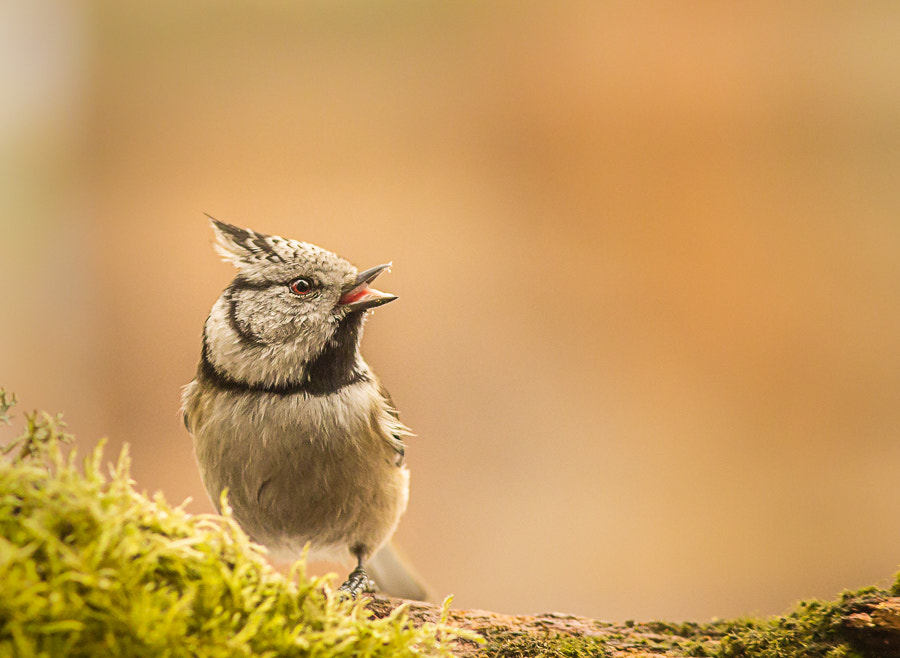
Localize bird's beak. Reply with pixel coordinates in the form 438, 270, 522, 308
338, 263, 397, 312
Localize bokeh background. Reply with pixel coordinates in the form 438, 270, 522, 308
2, 2, 900, 622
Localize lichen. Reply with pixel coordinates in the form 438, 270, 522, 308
0, 389, 474, 657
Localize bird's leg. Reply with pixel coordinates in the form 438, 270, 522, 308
338, 553, 376, 598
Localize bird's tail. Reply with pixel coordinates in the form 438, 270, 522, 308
367, 542, 433, 602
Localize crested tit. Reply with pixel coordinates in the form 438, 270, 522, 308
182, 218, 427, 600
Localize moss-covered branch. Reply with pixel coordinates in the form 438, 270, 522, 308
1, 388, 898, 657
367, 584, 900, 657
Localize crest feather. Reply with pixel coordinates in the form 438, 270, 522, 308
207, 215, 286, 267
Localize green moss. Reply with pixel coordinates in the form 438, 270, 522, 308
0, 390, 473, 657
717, 601, 846, 658
715, 588, 900, 658
478, 628, 610, 657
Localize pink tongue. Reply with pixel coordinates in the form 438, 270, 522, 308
339, 285, 369, 305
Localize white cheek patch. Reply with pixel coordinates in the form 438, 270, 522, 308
205, 297, 343, 389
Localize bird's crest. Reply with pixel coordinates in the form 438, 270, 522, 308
207, 215, 293, 267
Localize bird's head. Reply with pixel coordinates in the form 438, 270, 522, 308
201, 217, 396, 392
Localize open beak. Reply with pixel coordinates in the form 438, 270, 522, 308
338, 263, 397, 312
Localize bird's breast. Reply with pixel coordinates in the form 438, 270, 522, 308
197, 379, 378, 447
189, 379, 406, 554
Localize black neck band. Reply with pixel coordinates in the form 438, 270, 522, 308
199, 312, 369, 397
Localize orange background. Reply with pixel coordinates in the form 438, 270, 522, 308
2, 3, 900, 622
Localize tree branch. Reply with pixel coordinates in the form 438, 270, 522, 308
368, 589, 900, 657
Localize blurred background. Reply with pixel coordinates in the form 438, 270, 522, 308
2, 1, 900, 622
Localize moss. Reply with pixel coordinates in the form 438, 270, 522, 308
478, 628, 610, 657
599, 619, 723, 656
716, 588, 900, 658
0, 390, 474, 657
717, 601, 848, 658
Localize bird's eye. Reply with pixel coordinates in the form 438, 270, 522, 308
289, 277, 314, 296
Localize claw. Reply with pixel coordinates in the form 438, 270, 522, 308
338, 565, 376, 599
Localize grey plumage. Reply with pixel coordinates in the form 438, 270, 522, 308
182, 218, 427, 600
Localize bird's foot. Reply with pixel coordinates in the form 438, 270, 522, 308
338, 565, 376, 599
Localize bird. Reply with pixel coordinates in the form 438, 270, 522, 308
182, 217, 428, 600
